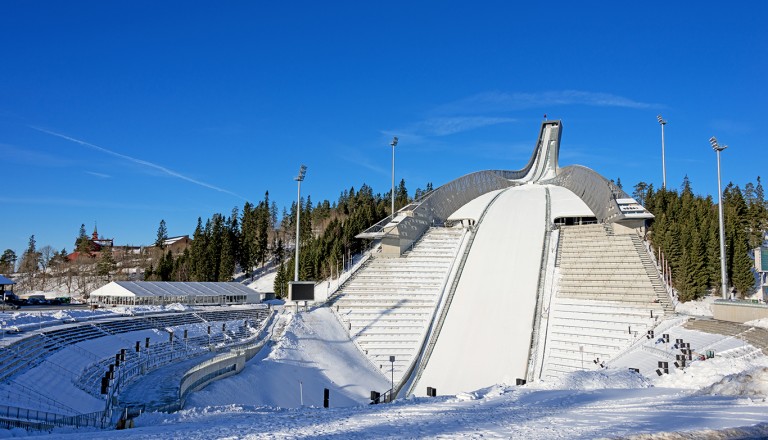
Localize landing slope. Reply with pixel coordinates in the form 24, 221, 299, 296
416, 184, 547, 395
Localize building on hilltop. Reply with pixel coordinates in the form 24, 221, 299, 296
161, 235, 191, 256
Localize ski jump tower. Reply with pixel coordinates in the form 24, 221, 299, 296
343, 121, 661, 397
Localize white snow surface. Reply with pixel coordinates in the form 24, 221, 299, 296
675, 295, 715, 317
417, 185, 545, 395
745, 318, 768, 329
2, 305, 768, 438
184, 307, 389, 408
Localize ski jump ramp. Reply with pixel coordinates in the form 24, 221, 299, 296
416, 184, 548, 394
346, 120, 656, 397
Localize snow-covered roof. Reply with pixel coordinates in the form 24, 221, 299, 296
163, 235, 189, 246
0, 275, 15, 286
91, 281, 255, 298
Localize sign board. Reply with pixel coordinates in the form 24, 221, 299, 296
761, 247, 768, 272
289, 281, 315, 302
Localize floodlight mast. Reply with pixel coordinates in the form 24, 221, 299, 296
390, 137, 398, 220
294, 165, 307, 282
710, 137, 728, 299
657, 115, 667, 189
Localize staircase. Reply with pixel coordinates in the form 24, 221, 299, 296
630, 235, 674, 313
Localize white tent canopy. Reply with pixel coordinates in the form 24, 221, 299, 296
90, 281, 260, 306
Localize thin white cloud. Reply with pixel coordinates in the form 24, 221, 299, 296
337, 147, 389, 176
437, 90, 657, 114
419, 116, 516, 136
385, 116, 517, 142
30, 126, 246, 200
86, 171, 111, 178
0, 196, 170, 211
0, 143, 76, 167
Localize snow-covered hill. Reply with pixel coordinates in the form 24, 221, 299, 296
2, 297, 768, 438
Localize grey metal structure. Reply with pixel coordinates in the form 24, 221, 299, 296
358, 120, 652, 255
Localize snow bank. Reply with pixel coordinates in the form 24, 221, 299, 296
745, 318, 768, 329
653, 355, 768, 391
696, 366, 768, 399
675, 295, 715, 317
533, 369, 651, 390
166, 303, 190, 312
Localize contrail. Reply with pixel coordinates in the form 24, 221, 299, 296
31, 126, 247, 200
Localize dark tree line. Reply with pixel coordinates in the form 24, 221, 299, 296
637, 176, 766, 301
150, 180, 432, 298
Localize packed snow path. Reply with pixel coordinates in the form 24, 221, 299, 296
36, 370, 768, 439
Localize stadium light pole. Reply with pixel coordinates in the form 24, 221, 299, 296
710, 137, 729, 299
389, 355, 395, 402
294, 165, 307, 282
657, 115, 667, 189
389, 137, 398, 220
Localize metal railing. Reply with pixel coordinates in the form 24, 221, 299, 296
526, 187, 551, 382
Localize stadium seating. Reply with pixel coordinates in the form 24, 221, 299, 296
539, 224, 673, 379
331, 227, 464, 383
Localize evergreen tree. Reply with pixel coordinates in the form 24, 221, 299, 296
189, 217, 207, 281
396, 179, 409, 209
75, 224, 91, 253
155, 219, 168, 249
157, 250, 174, 281
19, 235, 40, 275
274, 262, 287, 298
240, 202, 256, 275
0, 249, 17, 274
731, 237, 755, 297
256, 196, 270, 267
97, 245, 116, 277
218, 215, 236, 281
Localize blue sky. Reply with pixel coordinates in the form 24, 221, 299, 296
1, 1, 766, 259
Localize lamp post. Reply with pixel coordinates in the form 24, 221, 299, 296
657, 115, 667, 189
710, 136, 729, 299
389, 137, 398, 220
389, 355, 395, 402
294, 165, 307, 282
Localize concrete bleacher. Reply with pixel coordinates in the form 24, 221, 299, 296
541, 298, 658, 377
540, 224, 674, 380
557, 224, 672, 311
555, 224, 671, 311
330, 227, 464, 383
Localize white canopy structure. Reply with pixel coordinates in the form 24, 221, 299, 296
90, 281, 260, 306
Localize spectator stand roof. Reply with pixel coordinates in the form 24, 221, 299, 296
90, 281, 260, 306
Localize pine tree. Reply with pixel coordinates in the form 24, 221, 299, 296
189, 217, 207, 281
155, 219, 168, 249
75, 224, 91, 253
218, 216, 236, 281
687, 228, 709, 298
97, 245, 116, 277
0, 249, 17, 274
731, 237, 755, 297
19, 235, 40, 275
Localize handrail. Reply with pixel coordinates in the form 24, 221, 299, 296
404, 188, 509, 397
525, 187, 551, 382
393, 227, 469, 398
638, 236, 678, 307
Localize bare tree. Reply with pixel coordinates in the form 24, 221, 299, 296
38, 245, 55, 289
